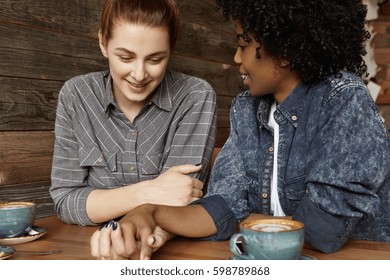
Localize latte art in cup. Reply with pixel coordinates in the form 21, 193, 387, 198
251, 223, 292, 232
230, 218, 305, 260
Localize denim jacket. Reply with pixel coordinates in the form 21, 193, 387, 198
194, 71, 390, 253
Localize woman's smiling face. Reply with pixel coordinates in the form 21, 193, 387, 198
100, 22, 170, 108
234, 21, 299, 103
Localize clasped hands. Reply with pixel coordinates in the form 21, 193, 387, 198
90, 164, 204, 259
90, 208, 167, 260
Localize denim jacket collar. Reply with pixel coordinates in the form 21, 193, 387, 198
255, 82, 311, 129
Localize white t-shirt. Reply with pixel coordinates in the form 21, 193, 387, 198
267, 102, 286, 216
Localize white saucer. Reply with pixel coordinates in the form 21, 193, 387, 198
0, 226, 46, 245
299, 254, 316, 260
0, 245, 15, 260
229, 254, 316, 260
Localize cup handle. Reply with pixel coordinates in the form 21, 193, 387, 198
229, 233, 251, 260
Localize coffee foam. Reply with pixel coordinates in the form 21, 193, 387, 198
250, 223, 292, 232
0, 202, 35, 209
243, 219, 304, 232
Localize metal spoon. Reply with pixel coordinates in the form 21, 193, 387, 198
12, 248, 63, 255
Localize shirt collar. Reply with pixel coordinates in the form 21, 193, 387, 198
103, 71, 173, 116
149, 71, 173, 112
103, 72, 115, 116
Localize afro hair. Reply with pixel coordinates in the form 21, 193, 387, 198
216, 0, 371, 84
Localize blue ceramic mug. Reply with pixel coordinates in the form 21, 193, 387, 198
230, 219, 304, 260
0, 202, 36, 238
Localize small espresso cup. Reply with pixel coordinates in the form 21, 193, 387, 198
0, 202, 37, 238
230, 218, 304, 260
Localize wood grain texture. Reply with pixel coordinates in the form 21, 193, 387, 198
0, 77, 60, 130
0, 131, 54, 186
0, 0, 104, 36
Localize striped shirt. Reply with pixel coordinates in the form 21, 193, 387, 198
50, 70, 217, 225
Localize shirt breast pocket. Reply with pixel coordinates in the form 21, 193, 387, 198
140, 153, 163, 176
79, 146, 119, 188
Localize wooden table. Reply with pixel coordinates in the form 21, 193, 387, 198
4, 215, 390, 260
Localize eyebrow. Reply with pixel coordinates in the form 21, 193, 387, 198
237, 34, 251, 43
114, 47, 169, 56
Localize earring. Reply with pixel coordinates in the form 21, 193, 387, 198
256, 48, 261, 59
280, 60, 288, 67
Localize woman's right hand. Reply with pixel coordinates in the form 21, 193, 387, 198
86, 164, 204, 225
140, 164, 204, 206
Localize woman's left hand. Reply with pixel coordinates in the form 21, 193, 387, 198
90, 206, 170, 260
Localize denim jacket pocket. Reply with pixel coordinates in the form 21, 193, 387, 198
140, 153, 163, 176
283, 152, 306, 196
284, 175, 307, 207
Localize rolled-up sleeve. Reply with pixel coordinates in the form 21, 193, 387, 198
191, 195, 237, 241
50, 83, 95, 226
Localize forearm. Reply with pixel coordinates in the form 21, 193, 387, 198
86, 180, 153, 223
87, 164, 203, 223
151, 204, 218, 238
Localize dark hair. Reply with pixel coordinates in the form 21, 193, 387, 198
100, 0, 180, 50
216, 0, 371, 84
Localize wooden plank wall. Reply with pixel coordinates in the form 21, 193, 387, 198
0, 0, 240, 217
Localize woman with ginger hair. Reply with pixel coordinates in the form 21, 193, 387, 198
50, 0, 216, 228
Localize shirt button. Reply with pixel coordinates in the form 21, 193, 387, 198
262, 193, 268, 199
148, 101, 153, 106
97, 157, 103, 163
291, 115, 298, 121
268, 146, 274, 152
130, 166, 135, 171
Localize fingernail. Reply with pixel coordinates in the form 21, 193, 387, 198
150, 236, 156, 245
105, 220, 113, 228
112, 222, 118, 230
195, 162, 202, 166
99, 224, 105, 231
